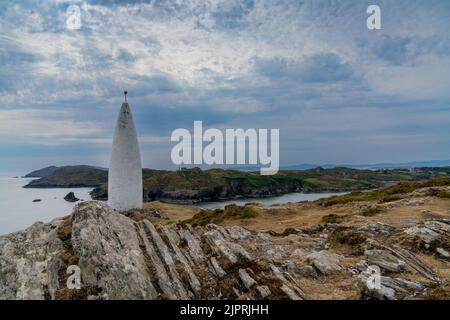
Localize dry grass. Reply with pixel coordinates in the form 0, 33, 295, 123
320, 213, 347, 224
143, 201, 201, 224
56, 216, 78, 266
182, 204, 259, 226
145, 189, 450, 240
298, 273, 360, 300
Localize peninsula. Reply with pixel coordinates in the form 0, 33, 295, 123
23, 166, 450, 204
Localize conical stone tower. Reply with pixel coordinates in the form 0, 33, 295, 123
108, 93, 143, 211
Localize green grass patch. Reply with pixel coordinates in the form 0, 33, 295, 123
361, 207, 383, 216
437, 190, 450, 198
320, 214, 347, 224
328, 229, 367, 255
316, 177, 450, 206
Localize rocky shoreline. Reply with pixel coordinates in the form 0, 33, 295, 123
1, 188, 449, 299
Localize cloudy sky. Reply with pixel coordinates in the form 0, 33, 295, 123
1, 0, 450, 174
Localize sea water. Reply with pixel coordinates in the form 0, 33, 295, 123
0, 178, 93, 235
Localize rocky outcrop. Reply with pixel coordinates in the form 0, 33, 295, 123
404, 219, 450, 250
0, 218, 70, 299
364, 250, 407, 272
358, 270, 425, 300
1, 202, 448, 300
305, 250, 342, 275
0, 202, 304, 300
64, 192, 79, 203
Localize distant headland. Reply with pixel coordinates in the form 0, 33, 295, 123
22, 165, 450, 204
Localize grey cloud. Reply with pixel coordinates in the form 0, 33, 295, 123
255, 53, 354, 83
359, 34, 450, 66
372, 35, 412, 66
129, 74, 182, 95
207, 0, 255, 29
115, 48, 135, 62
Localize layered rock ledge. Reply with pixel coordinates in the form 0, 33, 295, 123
1, 201, 449, 300
0, 202, 304, 300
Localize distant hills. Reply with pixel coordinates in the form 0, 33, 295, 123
25, 160, 450, 179
24, 165, 108, 188
24, 166, 59, 178
24, 165, 107, 178
235, 160, 450, 171
22, 165, 450, 204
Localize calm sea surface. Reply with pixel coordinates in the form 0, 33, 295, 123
0, 178, 93, 235
0, 178, 345, 235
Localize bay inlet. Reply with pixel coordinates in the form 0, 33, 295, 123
0, 178, 93, 235
0, 177, 345, 235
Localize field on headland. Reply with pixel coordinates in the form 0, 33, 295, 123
142, 177, 450, 232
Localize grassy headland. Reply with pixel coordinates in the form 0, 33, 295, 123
23, 165, 450, 203
315, 176, 450, 206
